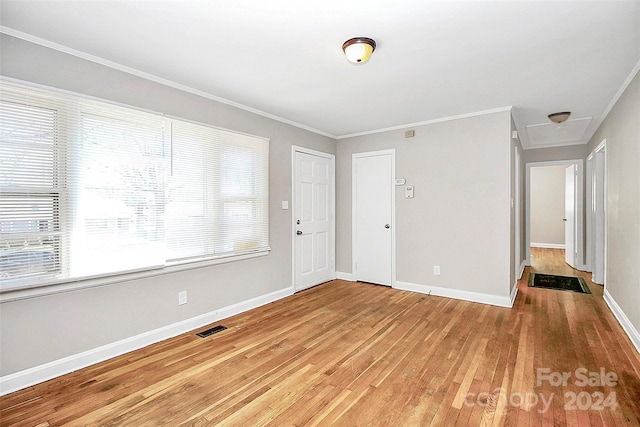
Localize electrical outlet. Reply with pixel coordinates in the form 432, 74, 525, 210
434, 265, 441, 276
178, 291, 188, 305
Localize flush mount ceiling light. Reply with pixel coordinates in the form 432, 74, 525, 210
548, 111, 571, 123
342, 37, 376, 64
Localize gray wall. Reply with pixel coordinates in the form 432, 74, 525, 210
0, 34, 336, 375
336, 111, 513, 299
530, 165, 566, 246
523, 144, 588, 163
586, 68, 640, 338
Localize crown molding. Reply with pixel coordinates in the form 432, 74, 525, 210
601, 58, 640, 124
336, 106, 513, 140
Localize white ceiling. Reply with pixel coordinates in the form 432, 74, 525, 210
1, 0, 639, 148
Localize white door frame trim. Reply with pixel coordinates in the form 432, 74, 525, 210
352, 149, 396, 287
587, 139, 607, 285
586, 152, 594, 273
291, 145, 336, 290
525, 159, 585, 270
514, 146, 522, 280
595, 140, 607, 287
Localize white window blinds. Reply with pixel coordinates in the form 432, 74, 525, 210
0, 99, 60, 281
72, 109, 167, 277
166, 120, 269, 262
0, 80, 269, 289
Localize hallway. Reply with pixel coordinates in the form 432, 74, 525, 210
529, 247, 596, 285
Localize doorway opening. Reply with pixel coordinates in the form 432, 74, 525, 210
525, 159, 585, 273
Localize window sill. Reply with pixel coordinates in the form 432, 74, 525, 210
0, 249, 270, 303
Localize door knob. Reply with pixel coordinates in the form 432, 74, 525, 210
297, 230, 303, 235
385, 224, 390, 229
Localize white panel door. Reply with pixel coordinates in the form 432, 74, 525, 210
294, 151, 334, 291
353, 151, 394, 286
565, 164, 577, 268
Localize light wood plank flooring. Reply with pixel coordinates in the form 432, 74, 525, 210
2, 248, 639, 426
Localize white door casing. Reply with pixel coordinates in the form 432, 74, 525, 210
586, 153, 594, 272
565, 164, 577, 268
514, 146, 522, 279
293, 147, 335, 291
352, 150, 395, 286
592, 140, 606, 284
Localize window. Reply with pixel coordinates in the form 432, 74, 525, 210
166, 121, 269, 262
0, 80, 269, 290
72, 111, 167, 277
0, 100, 60, 281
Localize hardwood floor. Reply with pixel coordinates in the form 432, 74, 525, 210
529, 247, 586, 278
2, 249, 639, 426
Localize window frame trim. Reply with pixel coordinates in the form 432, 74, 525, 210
0, 249, 270, 302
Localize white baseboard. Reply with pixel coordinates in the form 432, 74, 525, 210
530, 242, 566, 249
518, 260, 527, 280
335, 271, 355, 281
603, 289, 640, 355
509, 260, 526, 307
510, 283, 519, 307
0, 286, 294, 396
394, 281, 513, 308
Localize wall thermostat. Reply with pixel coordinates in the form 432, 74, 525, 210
405, 185, 414, 198
395, 178, 406, 186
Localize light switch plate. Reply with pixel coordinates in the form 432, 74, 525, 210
178, 291, 187, 305
281, 201, 289, 209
